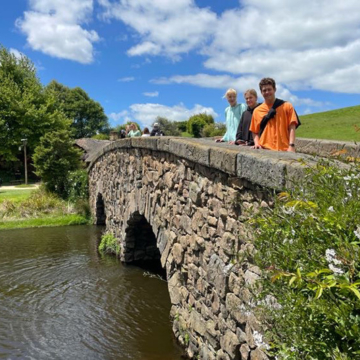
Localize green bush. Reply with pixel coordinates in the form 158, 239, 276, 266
64, 169, 88, 202
253, 162, 360, 359
33, 129, 82, 197
98, 232, 120, 255
187, 113, 214, 137
201, 123, 226, 138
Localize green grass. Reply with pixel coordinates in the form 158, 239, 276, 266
0, 214, 90, 230
298, 105, 360, 142
0, 189, 34, 203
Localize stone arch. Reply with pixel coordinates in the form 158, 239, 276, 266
96, 193, 106, 225
123, 211, 164, 275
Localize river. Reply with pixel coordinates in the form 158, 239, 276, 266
0, 225, 184, 360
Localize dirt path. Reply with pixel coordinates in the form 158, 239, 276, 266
0, 184, 40, 191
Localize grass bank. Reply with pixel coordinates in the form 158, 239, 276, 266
298, 105, 360, 142
0, 188, 91, 230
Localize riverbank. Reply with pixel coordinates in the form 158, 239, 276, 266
0, 187, 91, 230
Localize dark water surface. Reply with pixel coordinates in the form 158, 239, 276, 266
0, 226, 183, 360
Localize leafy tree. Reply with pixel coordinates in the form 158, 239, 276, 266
0, 46, 69, 161
175, 120, 188, 132
46, 80, 109, 138
33, 129, 82, 196
201, 123, 226, 137
187, 113, 214, 137
153, 116, 181, 136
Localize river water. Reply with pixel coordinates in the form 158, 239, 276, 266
0, 226, 184, 360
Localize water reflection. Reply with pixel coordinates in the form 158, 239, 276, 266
0, 226, 183, 360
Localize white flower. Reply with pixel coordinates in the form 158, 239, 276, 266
291, 229, 295, 236
328, 206, 334, 212
329, 263, 344, 275
325, 249, 336, 263
354, 226, 360, 240
253, 331, 270, 350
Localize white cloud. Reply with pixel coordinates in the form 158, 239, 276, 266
130, 103, 218, 127
118, 76, 135, 82
152, 73, 325, 108
99, 0, 360, 94
143, 91, 159, 97
109, 102, 218, 127
16, 0, 99, 64
98, 0, 216, 60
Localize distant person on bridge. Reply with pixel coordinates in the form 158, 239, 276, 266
230, 89, 260, 146
142, 127, 150, 137
250, 78, 300, 152
126, 123, 141, 137
215, 88, 246, 143
150, 123, 165, 136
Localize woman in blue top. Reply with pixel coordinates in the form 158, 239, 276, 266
216, 88, 246, 143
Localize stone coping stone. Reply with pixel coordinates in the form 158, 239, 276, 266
296, 137, 360, 158
88, 137, 322, 190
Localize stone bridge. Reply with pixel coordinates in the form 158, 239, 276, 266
88, 137, 317, 360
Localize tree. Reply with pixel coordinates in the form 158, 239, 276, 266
33, 129, 82, 196
153, 116, 181, 136
46, 80, 109, 138
201, 123, 226, 138
0, 46, 69, 161
187, 113, 214, 137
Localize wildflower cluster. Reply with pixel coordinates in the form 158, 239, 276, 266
253, 161, 360, 359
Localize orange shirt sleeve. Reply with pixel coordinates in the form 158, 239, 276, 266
249, 109, 260, 134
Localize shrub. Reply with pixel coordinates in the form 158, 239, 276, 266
201, 123, 226, 138
98, 232, 120, 255
187, 113, 214, 137
33, 129, 82, 197
64, 169, 89, 202
253, 161, 360, 359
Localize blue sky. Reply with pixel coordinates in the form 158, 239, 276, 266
1, 0, 359, 129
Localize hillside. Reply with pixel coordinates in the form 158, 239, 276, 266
297, 105, 360, 142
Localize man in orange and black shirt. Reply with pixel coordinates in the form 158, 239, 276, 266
250, 78, 298, 152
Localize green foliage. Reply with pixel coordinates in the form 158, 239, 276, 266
297, 105, 360, 142
98, 232, 120, 255
186, 113, 214, 137
201, 122, 226, 138
33, 129, 82, 196
46, 80, 109, 139
253, 162, 360, 359
181, 132, 193, 138
0, 45, 69, 161
91, 133, 110, 140
64, 169, 88, 202
176, 120, 188, 132
153, 116, 181, 136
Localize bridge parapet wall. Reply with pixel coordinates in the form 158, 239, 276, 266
88, 138, 318, 360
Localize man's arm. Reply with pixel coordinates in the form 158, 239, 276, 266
287, 123, 296, 152
252, 133, 262, 149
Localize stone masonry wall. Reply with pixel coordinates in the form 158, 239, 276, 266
88, 138, 318, 360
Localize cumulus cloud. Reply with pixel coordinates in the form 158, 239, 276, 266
99, 0, 360, 94
98, 0, 216, 60
152, 73, 325, 108
16, 0, 99, 63
109, 102, 218, 127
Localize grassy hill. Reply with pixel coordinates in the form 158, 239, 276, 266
297, 105, 360, 142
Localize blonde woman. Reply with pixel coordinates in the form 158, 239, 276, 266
215, 88, 246, 142
126, 123, 141, 137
